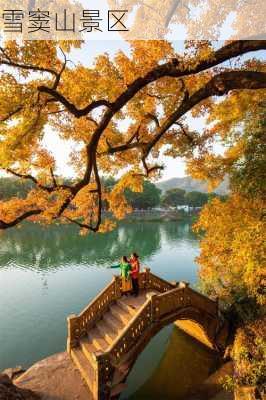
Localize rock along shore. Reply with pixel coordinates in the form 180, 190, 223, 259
3, 352, 92, 400
1, 351, 235, 400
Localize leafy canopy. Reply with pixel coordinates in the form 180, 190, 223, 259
0, 39, 265, 233
194, 108, 266, 307
125, 181, 161, 210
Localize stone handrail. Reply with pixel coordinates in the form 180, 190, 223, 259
152, 285, 218, 321
102, 269, 175, 362
67, 270, 218, 353
106, 286, 184, 364
67, 270, 152, 350
152, 286, 193, 321
67, 276, 121, 350
186, 286, 218, 315
107, 296, 153, 364
147, 271, 176, 292
106, 282, 219, 365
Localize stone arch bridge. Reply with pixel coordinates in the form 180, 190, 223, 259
67, 269, 229, 400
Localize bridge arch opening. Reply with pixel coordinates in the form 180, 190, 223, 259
119, 324, 173, 399
120, 321, 219, 400
174, 319, 214, 349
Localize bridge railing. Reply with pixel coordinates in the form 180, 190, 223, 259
67, 276, 120, 350
152, 284, 218, 321
106, 281, 219, 365
67, 269, 217, 353
152, 286, 185, 320
67, 269, 161, 351
145, 269, 176, 292
107, 296, 153, 364
186, 286, 218, 315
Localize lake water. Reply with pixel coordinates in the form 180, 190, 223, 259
0, 221, 216, 399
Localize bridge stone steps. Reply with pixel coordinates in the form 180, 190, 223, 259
88, 327, 110, 352
103, 312, 125, 332
80, 337, 98, 364
70, 292, 156, 396
72, 298, 137, 398
96, 319, 118, 345
116, 299, 137, 316
109, 303, 133, 325
71, 347, 94, 396
84, 300, 136, 355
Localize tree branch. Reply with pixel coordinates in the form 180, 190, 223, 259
0, 47, 58, 78
1, 41, 266, 232
145, 71, 266, 154
66, 157, 102, 233
38, 86, 113, 117
145, 112, 160, 127
101, 124, 144, 156
52, 47, 68, 90
0, 106, 24, 122
4, 168, 71, 193
0, 209, 42, 229
49, 167, 57, 187
86, 116, 99, 127
37, 41, 266, 120
165, 0, 182, 27
140, 157, 164, 177
174, 121, 194, 142
5, 168, 53, 192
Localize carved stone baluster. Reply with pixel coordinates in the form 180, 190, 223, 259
113, 275, 122, 300
178, 281, 189, 288
144, 267, 151, 290
150, 293, 159, 322
67, 314, 79, 353
94, 352, 114, 400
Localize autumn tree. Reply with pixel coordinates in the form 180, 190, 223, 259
188, 88, 266, 391
0, 178, 33, 200
108, 0, 266, 40
161, 188, 186, 208
193, 103, 265, 303
0, 40, 265, 233
184, 191, 209, 207
125, 180, 161, 209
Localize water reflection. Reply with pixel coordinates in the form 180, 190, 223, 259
161, 221, 196, 245
127, 326, 219, 400
0, 220, 199, 373
0, 221, 197, 271
0, 222, 164, 270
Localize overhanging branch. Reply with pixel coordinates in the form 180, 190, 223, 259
145, 70, 266, 154
0, 209, 42, 229
1, 40, 266, 232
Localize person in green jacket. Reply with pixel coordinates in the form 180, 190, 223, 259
110, 256, 132, 294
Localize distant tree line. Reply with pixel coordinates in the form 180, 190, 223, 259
160, 188, 227, 208
0, 178, 34, 200
0, 177, 226, 211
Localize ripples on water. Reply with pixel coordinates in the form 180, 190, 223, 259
0, 221, 203, 398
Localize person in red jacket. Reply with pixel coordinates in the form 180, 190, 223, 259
130, 252, 140, 297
